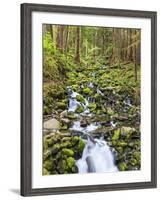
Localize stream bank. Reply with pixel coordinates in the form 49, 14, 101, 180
43, 63, 141, 175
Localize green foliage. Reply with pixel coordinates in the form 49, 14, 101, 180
42, 25, 141, 174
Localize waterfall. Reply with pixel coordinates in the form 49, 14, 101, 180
88, 82, 94, 88
67, 86, 90, 114
97, 88, 104, 96
76, 137, 118, 173
67, 86, 118, 174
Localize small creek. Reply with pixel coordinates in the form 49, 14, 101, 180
67, 86, 118, 173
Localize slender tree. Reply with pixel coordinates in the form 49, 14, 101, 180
75, 27, 80, 63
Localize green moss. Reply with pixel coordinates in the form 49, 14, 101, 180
118, 162, 127, 171
67, 113, 77, 119
94, 93, 100, 100
43, 150, 51, 161
46, 138, 54, 147
62, 148, 74, 157
96, 109, 103, 115
116, 146, 123, 154
87, 103, 97, 112
60, 141, 72, 148
52, 144, 61, 155
43, 160, 53, 171
120, 127, 136, 139
117, 141, 128, 147
112, 140, 117, 146
43, 168, 50, 175
43, 105, 51, 115
75, 105, 84, 113
76, 94, 85, 104
133, 151, 140, 162
66, 157, 75, 169
130, 158, 138, 166
83, 87, 92, 95
77, 139, 85, 153
57, 159, 67, 174
60, 125, 68, 130
72, 84, 79, 91
112, 129, 120, 141
62, 137, 71, 142
106, 107, 114, 115
56, 102, 67, 110
71, 136, 80, 146
43, 138, 48, 151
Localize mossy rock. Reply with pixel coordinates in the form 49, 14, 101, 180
130, 158, 138, 166
117, 141, 128, 147
83, 87, 93, 95
77, 139, 85, 153
66, 157, 75, 168
75, 105, 84, 113
76, 94, 85, 104
43, 168, 50, 175
115, 146, 123, 154
94, 93, 100, 100
87, 103, 97, 112
43, 150, 51, 161
43, 138, 49, 151
60, 141, 72, 149
112, 129, 120, 141
60, 125, 68, 130
118, 162, 127, 171
43, 105, 51, 115
96, 109, 103, 115
62, 148, 74, 157
46, 138, 54, 147
112, 140, 117, 146
56, 102, 67, 110
106, 107, 115, 115
62, 137, 71, 142
120, 126, 136, 139
67, 113, 77, 119
71, 136, 80, 146
72, 84, 79, 91
43, 160, 53, 171
51, 144, 61, 155
61, 98, 68, 104
133, 151, 141, 162
57, 159, 67, 174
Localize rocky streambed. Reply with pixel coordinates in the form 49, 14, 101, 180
43, 64, 141, 175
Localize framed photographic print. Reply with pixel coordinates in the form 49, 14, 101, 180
21, 3, 157, 196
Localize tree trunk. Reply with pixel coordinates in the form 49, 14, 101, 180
134, 29, 137, 82
64, 26, 69, 57
75, 27, 80, 63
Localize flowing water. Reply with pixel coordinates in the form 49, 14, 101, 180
76, 138, 118, 173
67, 86, 118, 174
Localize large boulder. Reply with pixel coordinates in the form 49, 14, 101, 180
44, 118, 60, 130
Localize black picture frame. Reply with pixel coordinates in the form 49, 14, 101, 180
21, 3, 157, 196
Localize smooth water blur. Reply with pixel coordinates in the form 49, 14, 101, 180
67, 86, 118, 174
